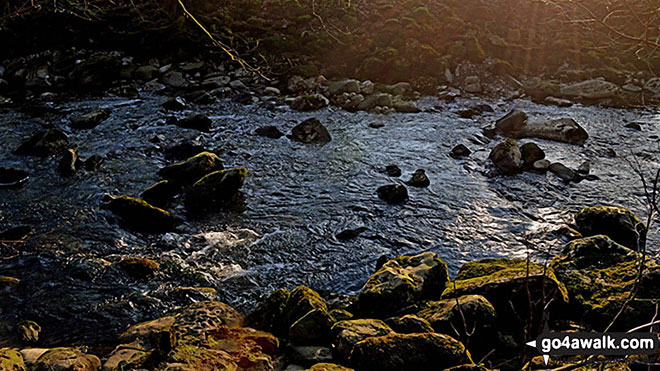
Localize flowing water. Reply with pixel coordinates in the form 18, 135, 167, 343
1, 93, 659, 345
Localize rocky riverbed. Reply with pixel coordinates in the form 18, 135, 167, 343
1, 50, 660, 370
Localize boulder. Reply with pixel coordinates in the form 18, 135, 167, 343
255, 126, 284, 139
392, 98, 420, 113
560, 79, 621, 99
406, 169, 430, 187
384, 165, 401, 177
520, 142, 545, 169
384, 314, 434, 334
33, 348, 101, 371
16, 128, 69, 156
450, 145, 471, 159
245, 288, 290, 334
575, 206, 646, 250
327, 79, 360, 96
105, 195, 176, 233
291, 94, 329, 111
287, 346, 333, 367
0, 348, 26, 371
0, 167, 29, 188
289, 308, 335, 345
134, 65, 159, 81
331, 319, 393, 360
358, 93, 393, 111
550, 235, 660, 330
161, 71, 188, 88
304, 363, 353, 371
489, 139, 521, 175
358, 252, 449, 316
289, 118, 331, 144
57, 148, 79, 176
184, 167, 246, 212
283, 286, 329, 330
548, 162, 577, 182
158, 152, 224, 184
70, 108, 111, 129
17, 320, 41, 343
117, 257, 160, 279
175, 114, 212, 132
102, 343, 151, 371
495, 109, 527, 133
493, 110, 588, 144
376, 184, 408, 204
349, 333, 472, 371
140, 180, 180, 208
162, 97, 187, 110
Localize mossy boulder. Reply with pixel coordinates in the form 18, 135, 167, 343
550, 235, 660, 330
16, 128, 69, 156
184, 167, 246, 213
0, 348, 25, 371
575, 206, 646, 250
304, 363, 354, 371
158, 152, 224, 185
349, 333, 472, 371
358, 252, 449, 316
106, 196, 175, 233
283, 286, 328, 329
33, 348, 101, 371
417, 295, 496, 336
102, 343, 151, 371
117, 257, 160, 279
170, 301, 244, 347
140, 180, 180, 208
119, 315, 176, 350
445, 365, 497, 371
245, 288, 290, 335
289, 308, 335, 345
384, 314, 434, 334
489, 139, 521, 175
330, 319, 394, 360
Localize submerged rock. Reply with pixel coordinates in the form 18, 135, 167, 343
550, 235, 660, 329
376, 184, 408, 204
450, 144, 471, 159
0, 167, 29, 188
575, 206, 646, 250
175, 114, 212, 132
70, 108, 111, 129
335, 227, 367, 241
289, 118, 331, 144
489, 139, 521, 175
384, 165, 401, 177
184, 167, 246, 213
105, 195, 176, 233
16, 128, 69, 156
349, 333, 472, 371
331, 319, 393, 360
140, 180, 180, 208
358, 252, 449, 316
255, 125, 285, 138
158, 152, 224, 185
406, 169, 430, 187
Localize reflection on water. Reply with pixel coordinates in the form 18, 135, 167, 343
0, 93, 659, 345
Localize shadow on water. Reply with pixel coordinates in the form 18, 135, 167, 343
0, 93, 659, 345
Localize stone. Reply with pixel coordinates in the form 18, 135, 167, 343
349, 333, 472, 371
264, 86, 281, 95
33, 348, 101, 371
358, 94, 393, 111
16, 128, 69, 156
493, 110, 588, 144
548, 162, 576, 182
283, 286, 328, 330
544, 96, 573, 107
84, 155, 104, 170
376, 184, 408, 204
102, 343, 150, 371
161, 71, 188, 88
141, 180, 180, 208
335, 227, 367, 241
184, 167, 247, 213
489, 139, 521, 175
0, 348, 26, 371
289, 118, 331, 144
304, 363, 353, 371
58, 148, 78, 176
175, 114, 212, 132
289, 308, 335, 345
255, 125, 284, 138
385, 314, 434, 334
550, 235, 660, 330
406, 169, 430, 187
575, 206, 646, 250
560, 79, 621, 99
532, 159, 551, 172
70, 108, 111, 129
520, 142, 545, 169
464, 83, 482, 93
384, 165, 401, 177
450, 145, 471, 159
625, 122, 642, 131
0, 167, 29, 188
291, 94, 329, 111
358, 252, 449, 316
327, 79, 360, 96
495, 109, 528, 133
392, 99, 420, 113
117, 257, 160, 279
158, 152, 224, 184
245, 288, 290, 335
134, 65, 159, 81
643, 77, 660, 97
105, 195, 176, 233
331, 319, 393, 360
17, 320, 41, 344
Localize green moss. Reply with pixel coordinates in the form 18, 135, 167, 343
0, 276, 20, 288
158, 151, 223, 184
0, 348, 25, 371
454, 258, 530, 280
107, 196, 174, 233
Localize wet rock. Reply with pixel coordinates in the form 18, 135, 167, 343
550, 235, 660, 329
327, 79, 360, 96
33, 348, 101, 371
520, 142, 545, 169
624, 122, 642, 131
119, 315, 176, 348
450, 144, 471, 159
117, 257, 160, 279
548, 162, 576, 182
384, 314, 433, 334
163, 142, 207, 161
458, 104, 493, 118
560, 79, 621, 99
102, 343, 151, 371
368, 121, 384, 129
329, 309, 353, 322
406, 169, 430, 187
289, 308, 335, 345
577, 161, 591, 175
384, 165, 401, 177
71, 53, 122, 89
16, 128, 69, 156
291, 94, 329, 111
105, 195, 176, 233
335, 227, 367, 241
264, 86, 281, 95
141, 180, 179, 208
0, 348, 25, 371
392, 99, 420, 113
134, 65, 159, 81
349, 333, 472, 371
57, 148, 79, 176
532, 159, 551, 172
544, 96, 573, 107
245, 288, 290, 334
161, 71, 188, 88
493, 110, 588, 144
84, 155, 104, 170
489, 139, 521, 175
358, 252, 449, 316
358, 93, 392, 111
378, 82, 413, 96
287, 346, 333, 367
17, 320, 41, 344
0, 225, 33, 241
175, 114, 212, 132
19, 349, 48, 367
143, 79, 166, 92
255, 125, 284, 138
70, 108, 111, 129
289, 118, 331, 144
495, 109, 527, 133
0, 167, 29, 188
283, 286, 328, 330
184, 167, 246, 213
331, 319, 393, 360
158, 152, 224, 184
575, 206, 646, 250
376, 184, 408, 204
162, 97, 187, 111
